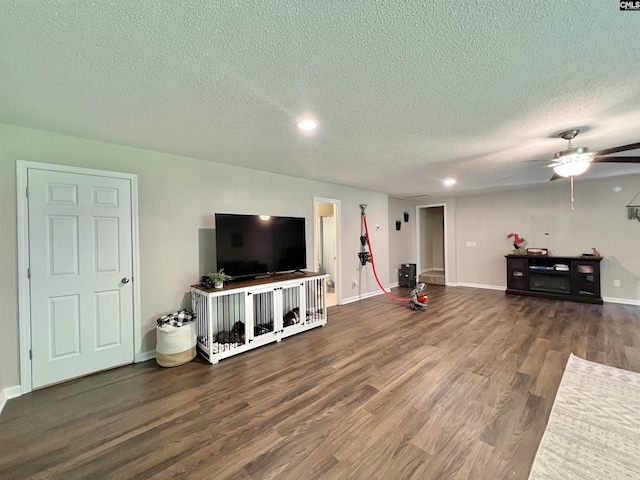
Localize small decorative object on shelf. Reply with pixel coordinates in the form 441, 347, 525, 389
207, 269, 232, 289
581, 247, 602, 258
507, 233, 527, 255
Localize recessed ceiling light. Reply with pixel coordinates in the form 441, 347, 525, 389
613, 186, 622, 192
443, 178, 456, 186
297, 118, 318, 131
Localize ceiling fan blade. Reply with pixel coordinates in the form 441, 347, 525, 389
496, 163, 551, 182
591, 156, 640, 164
594, 142, 640, 157
549, 173, 563, 181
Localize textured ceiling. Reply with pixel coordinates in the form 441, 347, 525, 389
2, 1, 640, 197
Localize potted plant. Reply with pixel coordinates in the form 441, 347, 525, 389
207, 269, 232, 288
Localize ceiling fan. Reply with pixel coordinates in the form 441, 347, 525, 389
543, 129, 640, 211
548, 129, 640, 181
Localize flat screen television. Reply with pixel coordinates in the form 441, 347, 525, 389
215, 214, 307, 279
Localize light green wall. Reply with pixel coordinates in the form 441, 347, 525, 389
0, 123, 389, 391
387, 198, 416, 284
5, 121, 637, 393
419, 206, 445, 272
426, 177, 640, 297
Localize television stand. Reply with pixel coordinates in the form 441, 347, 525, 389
191, 272, 327, 364
505, 255, 602, 304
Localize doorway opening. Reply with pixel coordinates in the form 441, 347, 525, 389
416, 204, 447, 286
314, 198, 341, 307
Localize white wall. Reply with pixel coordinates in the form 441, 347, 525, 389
388, 198, 416, 284
426, 176, 640, 298
0, 123, 390, 391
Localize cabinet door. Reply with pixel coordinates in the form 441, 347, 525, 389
506, 257, 528, 290
571, 260, 601, 299
207, 292, 247, 352
247, 287, 277, 340
304, 276, 327, 324
281, 283, 305, 332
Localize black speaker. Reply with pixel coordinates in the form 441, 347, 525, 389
399, 263, 416, 288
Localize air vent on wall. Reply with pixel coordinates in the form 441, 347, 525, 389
401, 194, 432, 199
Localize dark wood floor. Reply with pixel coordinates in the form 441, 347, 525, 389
2, 286, 640, 479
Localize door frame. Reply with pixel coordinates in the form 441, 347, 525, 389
415, 203, 448, 286
313, 197, 341, 306
16, 160, 142, 394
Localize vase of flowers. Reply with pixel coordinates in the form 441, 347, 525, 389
507, 233, 527, 254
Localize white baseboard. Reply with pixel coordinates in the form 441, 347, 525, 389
135, 350, 156, 362
342, 288, 390, 305
603, 296, 640, 306
456, 282, 506, 291
446, 281, 458, 287
0, 385, 22, 416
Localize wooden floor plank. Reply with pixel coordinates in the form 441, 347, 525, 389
2, 285, 640, 479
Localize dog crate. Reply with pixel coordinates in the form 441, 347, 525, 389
191, 273, 327, 363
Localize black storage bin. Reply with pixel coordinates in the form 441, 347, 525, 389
399, 263, 416, 288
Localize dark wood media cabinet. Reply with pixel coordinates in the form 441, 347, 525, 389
505, 255, 603, 304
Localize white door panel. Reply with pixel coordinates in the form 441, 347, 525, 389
28, 169, 134, 388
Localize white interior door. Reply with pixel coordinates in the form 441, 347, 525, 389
28, 169, 134, 388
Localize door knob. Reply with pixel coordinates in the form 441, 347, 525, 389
121, 277, 130, 284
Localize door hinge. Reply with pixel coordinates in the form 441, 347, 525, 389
27, 268, 30, 279
29, 349, 32, 360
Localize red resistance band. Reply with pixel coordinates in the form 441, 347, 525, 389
362, 214, 413, 302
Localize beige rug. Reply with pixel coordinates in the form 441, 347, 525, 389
529, 353, 640, 479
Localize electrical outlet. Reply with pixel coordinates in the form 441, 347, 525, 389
352, 280, 358, 288
614, 279, 621, 287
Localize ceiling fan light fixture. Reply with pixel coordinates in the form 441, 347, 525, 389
553, 146, 590, 161
553, 158, 591, 177
551, 145, 592, 177
297, 116, 318, 132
